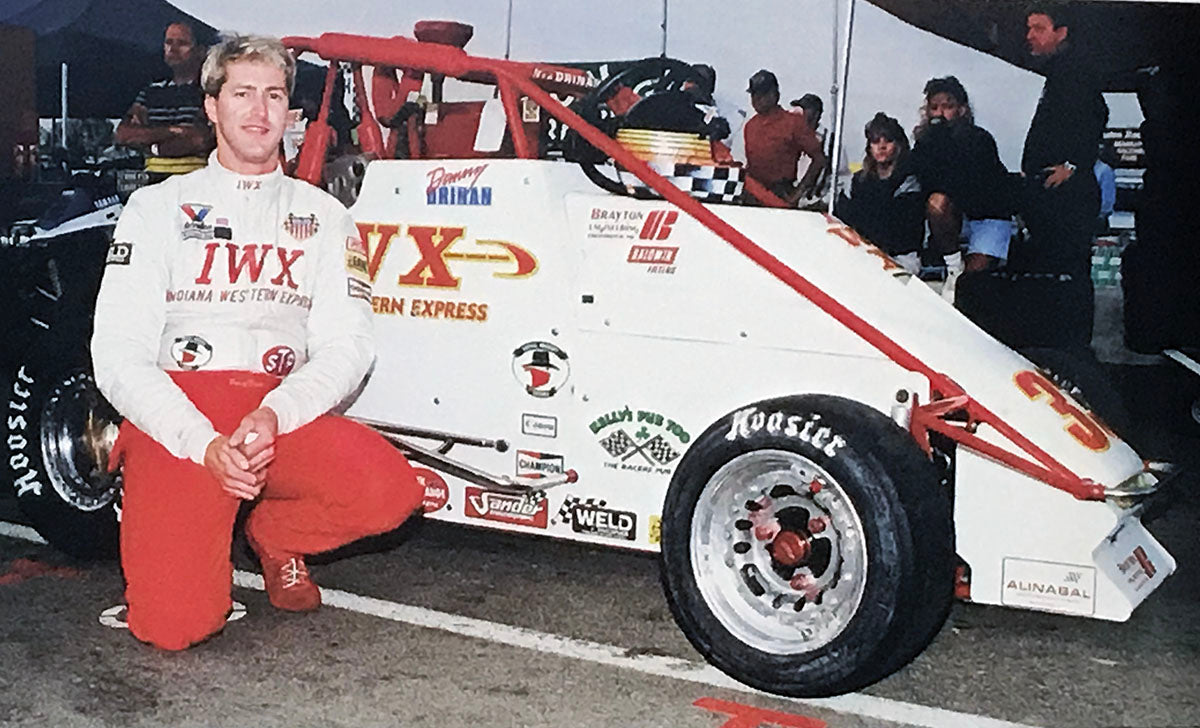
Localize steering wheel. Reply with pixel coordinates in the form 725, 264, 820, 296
567, 57, 720, 197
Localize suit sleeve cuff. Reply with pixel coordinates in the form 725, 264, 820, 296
182, 425, 220, 466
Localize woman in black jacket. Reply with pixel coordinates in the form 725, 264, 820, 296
836, 112, 925, 274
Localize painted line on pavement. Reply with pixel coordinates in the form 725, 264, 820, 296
2, 520, 1039, 728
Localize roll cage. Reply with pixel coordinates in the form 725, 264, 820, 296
282, 29, 1154, 503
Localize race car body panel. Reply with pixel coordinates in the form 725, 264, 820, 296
343, 157, 1173, 621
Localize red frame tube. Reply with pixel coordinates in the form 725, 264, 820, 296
283, 33, 1108, 501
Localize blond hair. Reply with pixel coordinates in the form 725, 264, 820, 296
201, 34, 295, 96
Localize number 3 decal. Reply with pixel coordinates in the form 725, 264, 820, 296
1014, 370, 1110, 451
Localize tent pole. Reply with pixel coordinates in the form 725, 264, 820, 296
661, 0, 668, 57
504, 0, 513, 60
827, 0, 855, 212
60, 62, 68, 149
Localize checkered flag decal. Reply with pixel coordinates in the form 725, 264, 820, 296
640, 434, 680, 466
554, 495, 607, 526
620, 162, 745, 204
599, 429, 636, 458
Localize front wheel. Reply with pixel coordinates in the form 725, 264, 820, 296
660, 395, 954, 697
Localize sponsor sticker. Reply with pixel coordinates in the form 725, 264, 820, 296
261, 345, 296, 376
1094, 516, 1174, 604
170, 335, 213, 370
521, 96, 540, 123
214, 217, 232, 240
627, 244, 678, 274
648, 514, 661, 545
346, 234, 367, 256
555, 496, 636, 541
515, 450, 564, 479
346, 250, 369, 279
181, 202, 214, 240
512, 341, 569, 398
1001, 557, 1096, 616
521, 413, 558, 438
464, 487, 548, 528
283, 213, 320, 241
347, 277, 372, 301
106, 241, 132, 265
413, 468, 449, 513
589, 406, 689, 476
586, 207, 678, 242
426, 164, 492, 206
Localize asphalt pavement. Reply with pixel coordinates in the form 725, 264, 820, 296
2, 336, 1198, 728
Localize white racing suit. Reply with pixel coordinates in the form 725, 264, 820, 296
90, 154, 420, 650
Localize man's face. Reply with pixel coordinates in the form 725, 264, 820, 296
205, 60, 289, 174
926, 92, 965, 124
869, 136, 898, 164
163, 23, 196, 71
751, 89, 779, 115
1027, 13, 1068, 56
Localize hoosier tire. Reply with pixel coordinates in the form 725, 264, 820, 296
660, 395, 954, 697
5, 231, 120, 558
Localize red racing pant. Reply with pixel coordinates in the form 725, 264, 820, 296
113, 370, 422, 650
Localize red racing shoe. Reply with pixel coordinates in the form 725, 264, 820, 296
246, 532, 321, 612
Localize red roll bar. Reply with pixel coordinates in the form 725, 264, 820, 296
283, 32, 1107, 501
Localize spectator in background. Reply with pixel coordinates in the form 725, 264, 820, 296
743, 69, 826, 206
912, 76, 1017, 300
790, 94, 824, 135
790, 94, 824, 136
1017, 3, 1108, 276
116, 22, 213, 178
836, 113, 925, 274
790, 93, 830, 202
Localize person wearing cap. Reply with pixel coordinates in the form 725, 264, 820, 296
790, 94, 824, 135
912, 75, 1018, 300
835, 113, 925, 274
790, 93, 830, 200
742, 69, 826, 205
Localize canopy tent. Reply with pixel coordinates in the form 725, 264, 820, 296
865, 0, 1200, 92
0, 0, 216, 118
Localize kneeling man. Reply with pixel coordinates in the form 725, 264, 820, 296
92, 34, 423, 650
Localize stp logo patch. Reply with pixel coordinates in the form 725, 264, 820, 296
262, 345, 297, 376
511, 341, 569, 398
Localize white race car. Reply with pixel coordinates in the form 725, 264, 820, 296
3, 19, 1179, 698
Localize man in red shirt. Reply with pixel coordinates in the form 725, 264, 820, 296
742, 70, 826, 206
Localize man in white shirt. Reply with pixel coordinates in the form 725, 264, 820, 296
92, 34, 423, 650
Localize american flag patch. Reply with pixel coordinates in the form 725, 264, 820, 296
283, 213, 319, 240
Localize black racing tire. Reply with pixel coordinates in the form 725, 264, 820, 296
660, 395, 954, 697
1020, 346, 1131, 439
5, 230, 120, 558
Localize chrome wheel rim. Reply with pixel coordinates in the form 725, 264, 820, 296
40, 372, 121, 511
690, 449, 867, 654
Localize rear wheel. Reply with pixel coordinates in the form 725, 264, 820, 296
5, 231, 120, 558
660, 395, 954, 696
